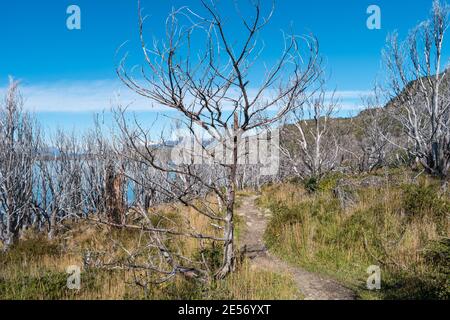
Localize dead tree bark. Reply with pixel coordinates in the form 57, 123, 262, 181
105, 164, 125, 225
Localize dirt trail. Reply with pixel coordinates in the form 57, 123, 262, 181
237, 195, 356, 300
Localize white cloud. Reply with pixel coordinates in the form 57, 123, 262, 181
0, 79, 156, 113
0, 79, 372, 113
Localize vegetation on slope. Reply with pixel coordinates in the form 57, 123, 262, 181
258, 170, 449, 300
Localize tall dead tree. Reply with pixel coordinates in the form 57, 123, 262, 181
0, 78, 40, 249
116, 0, 320, 279
347, 90, 397, 173
280, 85, 339, 181
383, 0, 450, 178
37, 130, 89, 239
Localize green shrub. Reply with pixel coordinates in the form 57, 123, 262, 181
382, 269, 450, 300
195, 242, 223, 271
303, 177, 318, 193
424, 238, 450, 269
317, 173, 343, 192
402, 182, 450, 219
302, 174, 343, 194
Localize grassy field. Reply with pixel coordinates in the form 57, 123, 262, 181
257, 170, 449, 300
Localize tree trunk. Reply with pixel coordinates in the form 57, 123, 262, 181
427, 138, 450, 179
48, 208, 58, 240
5, 211, 19, 250
215, 114, 239, 279
216, 202, 235, 279
105, 165, 125, 225
4, 190, 19, 249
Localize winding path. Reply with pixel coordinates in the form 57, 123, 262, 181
237, 195, 356, 300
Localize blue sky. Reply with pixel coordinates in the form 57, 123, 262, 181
0, 0, 442, 135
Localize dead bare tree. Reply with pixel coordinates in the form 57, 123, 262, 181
383, 0, 450, 178
81, 123, 113, 219
0, 78, 40, 249
280, 84, 340, 181
115, 0, 320, 279
36, 130, 87, 239
347, 89, 398, 173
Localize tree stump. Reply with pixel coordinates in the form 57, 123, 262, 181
105, 164, 125, 225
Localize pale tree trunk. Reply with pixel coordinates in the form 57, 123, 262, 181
48, 206, 59, 240
216, 114, 239, 279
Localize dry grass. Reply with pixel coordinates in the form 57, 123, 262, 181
215, 260, 302, 300
0, 199, 299, 300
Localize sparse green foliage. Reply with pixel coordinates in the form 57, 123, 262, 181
196, 242, 224, 272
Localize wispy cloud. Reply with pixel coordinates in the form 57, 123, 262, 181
0, 79, 372, 113
0, 79, 154, 113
